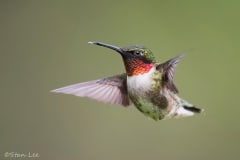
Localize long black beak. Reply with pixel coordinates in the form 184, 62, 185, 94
88, 41, 124, 55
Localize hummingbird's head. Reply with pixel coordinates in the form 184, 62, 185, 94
89, 41, 156, 76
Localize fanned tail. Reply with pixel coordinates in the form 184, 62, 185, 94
180, 98, 203, 114
174, 98, 203, 118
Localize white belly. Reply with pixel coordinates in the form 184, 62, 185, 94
127, 67, 156, 94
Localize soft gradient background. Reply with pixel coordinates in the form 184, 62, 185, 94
1, 1, 239, 160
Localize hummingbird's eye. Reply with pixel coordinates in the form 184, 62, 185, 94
133, 50, 142, 56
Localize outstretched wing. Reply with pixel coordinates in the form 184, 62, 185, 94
156, 54, 184, 93
51, 73, 130, 106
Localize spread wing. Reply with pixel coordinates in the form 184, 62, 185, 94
51, 73, 130, 106
156, 54, 184, 93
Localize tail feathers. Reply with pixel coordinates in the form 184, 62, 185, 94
183, 105, 202, 113
179, 98, 203, 116
168, 99, 203, 119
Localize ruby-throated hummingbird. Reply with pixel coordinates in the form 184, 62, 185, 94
52, 42, 203, 120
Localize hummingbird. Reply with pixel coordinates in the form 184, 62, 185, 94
52, 42, 203, 121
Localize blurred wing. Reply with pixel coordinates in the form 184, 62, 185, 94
156, 54, 184, 93
51, 73, 130, 106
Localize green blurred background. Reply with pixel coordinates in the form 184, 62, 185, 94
1, 0, 240, 160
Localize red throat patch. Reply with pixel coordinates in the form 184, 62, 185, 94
124, 59, 154, 76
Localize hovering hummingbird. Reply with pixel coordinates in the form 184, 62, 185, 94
52, 42, 203, 120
